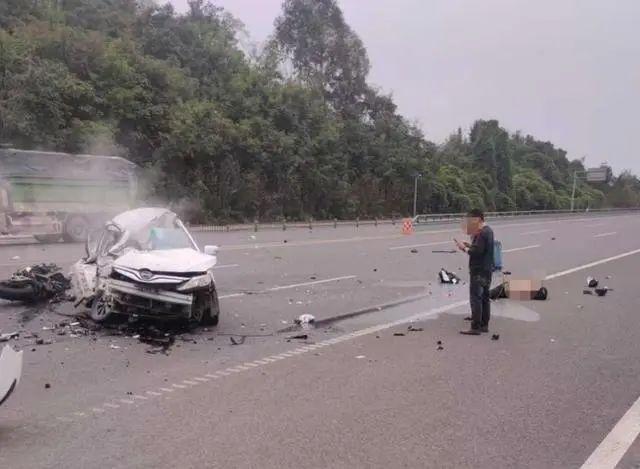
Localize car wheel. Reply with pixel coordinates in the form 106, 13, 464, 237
90, 295, 111, 322
63, 215, 89, 243
193, 288, 220, 326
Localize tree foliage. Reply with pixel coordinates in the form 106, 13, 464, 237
0, 0, 637, 222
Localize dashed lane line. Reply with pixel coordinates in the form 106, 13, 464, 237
53, 248, 640, 424
219, 275, 356, 299
388, 241, 450, 251
520, 229, 551, 235
503, 244, 541, 253
594, 232, 617, 238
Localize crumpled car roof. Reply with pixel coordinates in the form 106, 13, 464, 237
109, 208, 187, 254
111, 208, 175, 233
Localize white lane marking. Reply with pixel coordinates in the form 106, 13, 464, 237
57, 416, 73, 423
146, 391, 162, 397
159, 387, 174, 393
91, 407, 105, 413
194, 377, 210, 382
584, 223, 605, 228
205, 373, 221, 379
503, 245, 541, 253
388, 240, 451, 251
594, 232, 617, 238
545, 248, 640, 280
119, 399, 135, 405
268, 275, 356, 292
132, 395, 147, 400
182, 380, 198, 386
219, 293, 245, 299
214, 264, 240, 269
219, 275, 356, 300
580, 394, 640, 469
171, 383, 187, 389
243, 362, 259, 368
520, 229, 551, 235
73, 412, 87, 418
103, 403, 120, 409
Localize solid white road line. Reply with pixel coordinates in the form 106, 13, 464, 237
503, 245, 541, 253
268, 275, 356, 292
545, 248, 640, 280
520, 229, 551, 235
388, 240, 451, 251
594, 232, 617, 238
213, 264, 240, 269
580, 394, 640, 469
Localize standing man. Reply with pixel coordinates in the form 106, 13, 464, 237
455, 209, 494, 335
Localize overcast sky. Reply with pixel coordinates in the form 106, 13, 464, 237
169, 0, 640, 175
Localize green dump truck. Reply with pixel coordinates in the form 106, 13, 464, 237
0, 147, 137, 243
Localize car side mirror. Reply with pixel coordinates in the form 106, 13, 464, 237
204, 245, 218, 256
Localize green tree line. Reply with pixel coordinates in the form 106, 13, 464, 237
1, 0, 638, 222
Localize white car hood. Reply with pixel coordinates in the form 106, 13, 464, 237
113, 248, 217, 274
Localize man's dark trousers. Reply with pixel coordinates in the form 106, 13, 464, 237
470, 272, 492, 330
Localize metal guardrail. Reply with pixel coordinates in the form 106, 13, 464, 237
413, 207, 639, 224
187, 207, 640, 233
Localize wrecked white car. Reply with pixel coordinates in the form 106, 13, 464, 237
71, 208, 220, 325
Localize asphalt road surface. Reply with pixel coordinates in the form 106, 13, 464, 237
1, 212, 639, 468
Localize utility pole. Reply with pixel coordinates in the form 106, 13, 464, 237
571, 170, 589, 211
570, 171, 577, 212
412, 173, 421, 218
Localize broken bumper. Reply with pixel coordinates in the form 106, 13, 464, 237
107, 279, 194, 319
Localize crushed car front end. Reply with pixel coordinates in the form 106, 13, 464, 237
106, 267, 215, 321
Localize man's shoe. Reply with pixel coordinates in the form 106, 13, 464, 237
463, 316, 472, 321
480, 326, 489, 333
460, 329, 481, 336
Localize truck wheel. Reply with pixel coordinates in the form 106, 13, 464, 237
63, 216, 89, 243
34, 234, 62, 244
90, 295, 112, 322
193, 288, 220, 326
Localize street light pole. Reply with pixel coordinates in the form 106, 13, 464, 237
412, 174, 421, 218
570, 171, 577, 212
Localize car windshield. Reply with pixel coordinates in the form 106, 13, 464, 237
148, 227, 194, 250
108, 209, 197, 254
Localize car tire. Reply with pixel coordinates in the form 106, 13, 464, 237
62, 215, 89, 243
193, 288, 220, 326
0, 282, 36, 302
34, 234, 62, 244
89, 295, 111, 322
